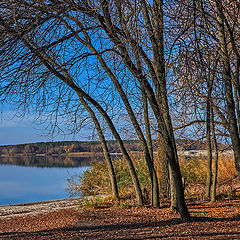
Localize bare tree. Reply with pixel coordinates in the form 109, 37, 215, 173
0, 0, 190, 217
170, 0, 240, 186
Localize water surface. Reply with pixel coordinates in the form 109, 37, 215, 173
0, 155, 91, 205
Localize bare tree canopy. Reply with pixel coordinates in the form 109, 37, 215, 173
2, 0, 240, 218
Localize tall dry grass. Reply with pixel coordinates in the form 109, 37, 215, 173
66, 152, 239, 201
179, 152, 238, 199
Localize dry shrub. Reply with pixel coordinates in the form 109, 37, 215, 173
215, 153, 238, 198
79, 160, 111, 196
67, 156, 150, 199
179, 152, 239, 199
78, 195, 118, 209
179, 156, 206, 199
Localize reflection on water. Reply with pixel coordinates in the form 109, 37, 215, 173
0, 154, 105, 168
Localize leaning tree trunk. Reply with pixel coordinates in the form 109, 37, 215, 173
141, 83, 160, 207
143, 75, 190, 218
75, 90, 144, 206
138, 0, 190, 218
84, 36, 159, 207
163, 106, 190, 218
79, 97, 119, 199
142, 89, 154, 162
17, 34, 144, 205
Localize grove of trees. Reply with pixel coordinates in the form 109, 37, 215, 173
0, 0, 239, 219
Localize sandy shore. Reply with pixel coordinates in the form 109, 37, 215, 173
0, 198, 79, 218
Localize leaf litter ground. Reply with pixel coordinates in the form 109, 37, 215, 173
0, 199, 240, 239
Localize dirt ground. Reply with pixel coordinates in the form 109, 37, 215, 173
0, 199, 240, 239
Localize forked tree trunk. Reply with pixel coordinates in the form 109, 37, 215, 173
85, 38, 159, 207
138, 0, 190, 218
165, 138, 190, 218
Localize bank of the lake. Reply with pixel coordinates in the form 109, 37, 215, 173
0, 198, 79, 218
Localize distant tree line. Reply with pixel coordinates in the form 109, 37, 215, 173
0, 139, 211, 156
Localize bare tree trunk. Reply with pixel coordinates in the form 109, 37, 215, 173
142, 91, 154, 161
233, 82, 240, 132
141, 85, 160, 207
82, 29, 159, 207
79, 97, 119, 199
205, 84, 212, 199
77, 91, 144, 205
169, 164, 177, 210
156, 134, 170, 199
139, 0, 190, 218
165, 140, 189, 218
211, 107, 218, 202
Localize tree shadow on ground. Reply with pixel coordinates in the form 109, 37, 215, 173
1, 215, 240, 239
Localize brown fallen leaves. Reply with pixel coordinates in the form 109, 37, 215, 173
0, 199, 240, 239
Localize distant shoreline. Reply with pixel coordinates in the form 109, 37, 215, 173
0, 152, 123, 158
0, 150, 234, 159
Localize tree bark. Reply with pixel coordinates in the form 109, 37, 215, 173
205, 83, 212, 199
211, 107, 218, 202
139, 0, 190, 218
157, 134, 170, 199
141, 84, 160, 207
83, 8, 159, 207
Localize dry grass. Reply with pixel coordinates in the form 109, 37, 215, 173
67, 152, 240, 202
179, 152, 239, 199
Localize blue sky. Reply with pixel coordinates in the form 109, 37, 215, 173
0, 108, 85, 145
0, 124, 42, 145
0, 121, 85, 146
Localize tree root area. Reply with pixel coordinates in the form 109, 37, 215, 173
1, 199, 240, 239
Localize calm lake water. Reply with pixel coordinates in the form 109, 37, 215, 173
0, 155, 98, 205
